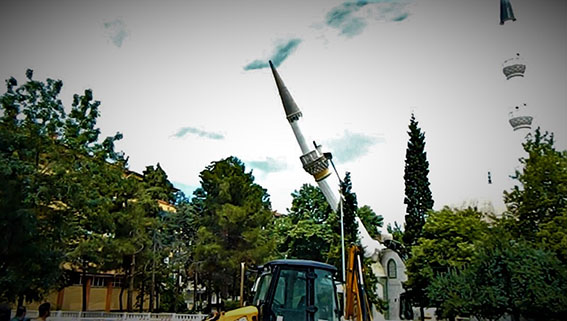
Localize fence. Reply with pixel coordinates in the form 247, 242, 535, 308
16, 311, 207, 321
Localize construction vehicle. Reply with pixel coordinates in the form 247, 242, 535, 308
211, 252, 373, 321
344, 246, 372, 321
213, 259, 341, 321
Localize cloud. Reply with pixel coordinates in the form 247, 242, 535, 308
247, 157, 288, 173
103, 18, 129, 47
244, 38, 302, 70
325, 0, 411, 37
325, 130, 384, 163
172, 126, 224, 140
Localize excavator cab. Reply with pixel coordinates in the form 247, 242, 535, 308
216, 259, 341, 321
251, 259, 341, 321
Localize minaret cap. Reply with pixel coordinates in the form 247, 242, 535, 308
269, 61, 303, 122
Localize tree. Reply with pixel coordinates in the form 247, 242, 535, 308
402, 114, 433, 249
357, 205, 383, 240
537, 208, 567, 263
504, 128, 567, 241
0, 70, 127, 307
288, 183, 333, 224
386, 222, 404, 242
428, 228, 567, 321
275, 184, 334, 262
404, 207, 488, 319
159, 200, 196, 312
385, 222, 406, 257
323, 172, 361, 278
1, 72, 67, 303
61, 88, 127, 311
141, 163, 177, 312
191, 156, 276, 304
339, 172, 360, 246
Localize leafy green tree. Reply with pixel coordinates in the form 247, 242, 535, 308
429, 228, 567, 321
276, 184, 334, 262
288, 183, 334, 224
403, 114, 433, 249
61, 88, 127, 311
537, 208, 567, 263
0, 72, 67, 303
191, 156, 276, 304
504, 128, 567, 241
0, 70, 127, 308
404, 207, 488, 319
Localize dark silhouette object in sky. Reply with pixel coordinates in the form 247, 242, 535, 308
500, 0, 517, 25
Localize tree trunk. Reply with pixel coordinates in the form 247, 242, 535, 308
127, 254, 135, 312
82, 264, 88, 311
119, 284, 124, 311
193, 272, 198, 312
419, 306, 425, 321
139, 280, 145, 312
150, 238, 156, 313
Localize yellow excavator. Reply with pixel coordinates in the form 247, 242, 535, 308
210, 249, 372, 321
211, 259, 341, 321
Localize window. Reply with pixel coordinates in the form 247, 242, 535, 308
387, 259, 397, 279
314, 269, 340, 321
252, 272, 272, 306
92, 277, 108, 287
272, 269, 307, 321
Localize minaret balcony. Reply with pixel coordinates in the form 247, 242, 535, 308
502, 53, 526, 80
508, 103, 533, 131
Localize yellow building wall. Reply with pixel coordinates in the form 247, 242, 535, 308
21, 286, 152, 311
89, 288, 107, 311
62, 287, 83, 311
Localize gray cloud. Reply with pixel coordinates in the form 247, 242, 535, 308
248, 157, 288, 173
325, 130, 384, 163
172, 127, 224, 140
103, 18, 129, 47
325, 0, 411, 37
244, 38, 302, 70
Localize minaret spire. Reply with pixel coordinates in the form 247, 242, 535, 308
269, 61, 385, 259
269, 61, 302, 122
269, 61, 337, 207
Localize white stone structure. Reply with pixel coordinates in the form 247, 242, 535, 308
270, 61, 410, 321
502, 53, 533, 135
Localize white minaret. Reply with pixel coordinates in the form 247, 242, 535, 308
503, 53, 533, 136
269, 61, 384, 258
269, 61, 338, 210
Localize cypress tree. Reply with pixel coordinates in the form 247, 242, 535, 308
402, 114, 434, 249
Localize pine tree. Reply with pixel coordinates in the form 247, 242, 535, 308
339, 171, 359, 246
191, 156, 276, 303
402, 114, 434, 249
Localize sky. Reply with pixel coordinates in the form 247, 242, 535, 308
1, 0, 566, 227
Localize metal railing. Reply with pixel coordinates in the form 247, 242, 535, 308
15, 311, 207, 321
